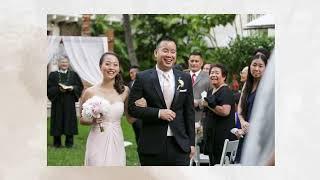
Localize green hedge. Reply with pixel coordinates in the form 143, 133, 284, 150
208, 35, 274, 82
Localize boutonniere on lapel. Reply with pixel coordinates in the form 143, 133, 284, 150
176, 77, 187, 92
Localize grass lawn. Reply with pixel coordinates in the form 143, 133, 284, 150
47, 117, 139, 166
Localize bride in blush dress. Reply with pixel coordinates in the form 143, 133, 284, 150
80, 52, 135, 166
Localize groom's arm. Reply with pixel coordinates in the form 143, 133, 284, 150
128, 73, 160, 122
183, 74, 196, 146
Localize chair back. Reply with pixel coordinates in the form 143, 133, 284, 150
219, 139, 239, 166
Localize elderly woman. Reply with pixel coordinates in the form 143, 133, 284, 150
201, 64, 236, 165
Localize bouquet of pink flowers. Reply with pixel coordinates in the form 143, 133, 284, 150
81, 96, 111, 132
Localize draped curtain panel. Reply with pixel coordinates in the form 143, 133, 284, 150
47, 36, 108, 85
47, 36, 62, 64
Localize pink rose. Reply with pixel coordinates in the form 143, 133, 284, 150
92, 104, 102, 118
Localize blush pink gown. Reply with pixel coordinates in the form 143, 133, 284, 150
84, 100, 126, 166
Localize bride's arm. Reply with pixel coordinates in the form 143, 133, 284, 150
79, 88, 94, 125
124, 86, 136, 124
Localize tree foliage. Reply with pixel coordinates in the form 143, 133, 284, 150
90, 15, 130, 78
90, 15, 109, 36
90, 14, 274, 83
209, 35, 274, 82
131, 14, 236, 70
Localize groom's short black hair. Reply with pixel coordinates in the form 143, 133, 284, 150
156, 36, 176, 49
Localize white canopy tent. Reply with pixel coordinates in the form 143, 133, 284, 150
47, 36, 108, 85
244, 14, 275, 30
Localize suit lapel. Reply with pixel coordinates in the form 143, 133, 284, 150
171, 69, 180, 109
151, 69, 166, 108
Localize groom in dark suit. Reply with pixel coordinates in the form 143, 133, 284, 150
128, 37, 195, 166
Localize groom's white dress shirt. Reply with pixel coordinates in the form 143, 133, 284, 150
156, 65, 175, 136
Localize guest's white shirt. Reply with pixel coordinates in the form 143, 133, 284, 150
189, 69, 201, 79
58, 69, 68, 74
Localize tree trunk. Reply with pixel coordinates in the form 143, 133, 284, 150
81, 14, 91, 36
123, 14, 139, 66
105, 29, 114, 52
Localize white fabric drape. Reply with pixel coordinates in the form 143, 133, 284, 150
47, 36, 108, 84
241, 52, 275, 165
59, 36, 108, 85
47, 36, 62, 63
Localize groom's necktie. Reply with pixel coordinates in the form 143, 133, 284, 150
162, 73, 173, 109
162, 73, 174, 136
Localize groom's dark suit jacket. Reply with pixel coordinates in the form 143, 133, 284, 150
128, 68, 195, 154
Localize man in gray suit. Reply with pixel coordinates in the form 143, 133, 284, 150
188, 52, 211, 165
188, 52, 211, 124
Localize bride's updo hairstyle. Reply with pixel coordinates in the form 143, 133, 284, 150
99, 52, 125, 94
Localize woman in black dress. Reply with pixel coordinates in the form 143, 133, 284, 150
201, 64, 236, 165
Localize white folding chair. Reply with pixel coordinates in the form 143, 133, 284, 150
218, 139, 239, 166
190, 145, 200, 166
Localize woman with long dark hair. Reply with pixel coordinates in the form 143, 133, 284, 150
80, 52, 134, 166
235, 54, 268, 163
